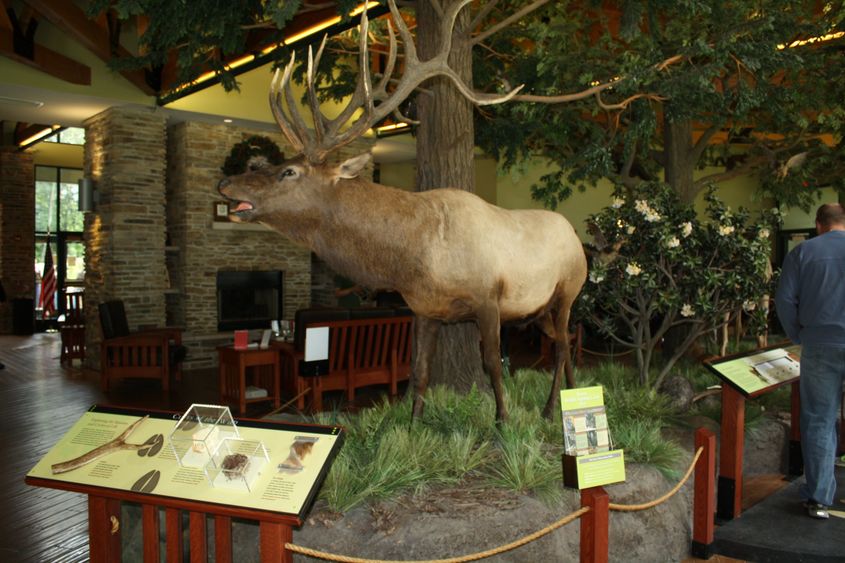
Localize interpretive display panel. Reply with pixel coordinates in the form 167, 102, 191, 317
27, 405, 344, 519
705, 345, 801, 398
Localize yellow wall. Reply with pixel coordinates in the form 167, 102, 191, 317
780, 187, 839, 230
27, 143, 84, 169
0, 18, 153, 105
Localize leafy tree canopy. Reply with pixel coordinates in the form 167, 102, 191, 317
474, 0, 845, 208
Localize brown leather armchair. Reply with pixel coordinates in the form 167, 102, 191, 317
98, 300, 184, 391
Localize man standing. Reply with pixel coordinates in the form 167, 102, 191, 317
775, 203, 845, 519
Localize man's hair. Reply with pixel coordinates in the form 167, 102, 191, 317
815, 203, 845, 227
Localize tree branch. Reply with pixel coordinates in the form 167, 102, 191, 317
471, 0, 552, 46
469, 0, 499, 31
691, 123, 721, 162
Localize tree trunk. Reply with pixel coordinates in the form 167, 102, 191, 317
663, 117, 697, 204
662, 113, 698, 360
412, 0, 488, 394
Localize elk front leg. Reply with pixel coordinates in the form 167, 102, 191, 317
410, 316, 441, 421
477, 306, 507, 423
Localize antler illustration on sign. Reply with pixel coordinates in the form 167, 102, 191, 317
218, 0, 587, 421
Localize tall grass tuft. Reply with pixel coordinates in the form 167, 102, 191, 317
314, 363, 686, 512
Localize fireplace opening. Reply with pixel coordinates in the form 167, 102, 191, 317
217, 270, 283, 332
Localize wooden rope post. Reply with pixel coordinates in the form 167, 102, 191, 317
691, 428, 716, 559
717, 384, 745, 521
580, 487, 609, 563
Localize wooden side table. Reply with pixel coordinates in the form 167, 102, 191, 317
270, 341, 309, 411
218, 346, 280, 415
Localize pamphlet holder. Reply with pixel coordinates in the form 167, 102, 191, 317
562, 450, 626, 489
560, 386, 626, 489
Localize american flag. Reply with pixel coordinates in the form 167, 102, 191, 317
39, 240, 57, 318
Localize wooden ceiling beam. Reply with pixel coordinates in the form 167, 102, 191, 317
0, 1, 13, 52
22, 0, 156, 95
0, 5, 91, 85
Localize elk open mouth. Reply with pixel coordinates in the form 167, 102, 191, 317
229, 200, 255, 218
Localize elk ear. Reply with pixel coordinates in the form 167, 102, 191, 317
334, 153, 371, 180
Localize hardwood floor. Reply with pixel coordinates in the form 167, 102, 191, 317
1, 331, 777, 562
0, 332, 226, 563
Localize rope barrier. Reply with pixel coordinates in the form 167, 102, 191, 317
285, 506, 590, 563
283, 446, 704, 562
608, 446, 703, 512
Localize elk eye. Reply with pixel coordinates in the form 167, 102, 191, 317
280, 168, 297, 179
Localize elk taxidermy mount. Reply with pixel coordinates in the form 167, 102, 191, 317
218, 0, 587, 421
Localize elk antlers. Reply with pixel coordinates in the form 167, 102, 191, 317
269, 0, 524, 163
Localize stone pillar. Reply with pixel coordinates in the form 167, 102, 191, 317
0, 148, 35, 334
83, 107, 168, 368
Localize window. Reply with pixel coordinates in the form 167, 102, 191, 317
43, 127, 86, 145
34, 166, 86, 319
35, 166, 84, 233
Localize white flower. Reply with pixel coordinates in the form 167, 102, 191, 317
759, 228, 770, 239
681, 222, 693, 238
626, 225, 636, 235
634, 200, 661, 222
681, 304, 695, 317
589, 271, 605, 284
626, 262, 642, 276
742, 300, 757, 312
718, 225, 735, 236
611, 197, 625, 209
665, 236, 680, 249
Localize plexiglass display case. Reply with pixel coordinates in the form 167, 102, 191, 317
169, 404, 239, 468
204, 438, 269, 492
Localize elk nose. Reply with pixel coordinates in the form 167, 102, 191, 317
217, 178, 230, 193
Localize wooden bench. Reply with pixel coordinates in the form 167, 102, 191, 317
278, 308, 413, 412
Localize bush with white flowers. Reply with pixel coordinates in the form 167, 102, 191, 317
576, 182, 781, 389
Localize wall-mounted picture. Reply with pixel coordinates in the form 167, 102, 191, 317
214, 201, 230, 222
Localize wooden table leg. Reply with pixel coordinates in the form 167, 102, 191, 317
165, 508, 183, 563
273, 357, 281, 409
239, 356, 247, 415
142, 504, 160, 563
259, 521, 292, 563
215, 515, 232, 563
88, 494, 122, 563
717, 385, 745, 521
189, 512, 207, 563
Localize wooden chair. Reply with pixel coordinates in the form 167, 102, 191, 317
98, 300, 184, 392
60, 292, 85, 364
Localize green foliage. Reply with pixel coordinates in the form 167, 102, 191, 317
221, 135, 285, 176
475, 0, 845, 206
576, 182, 781, 387
314, 364, 689, 512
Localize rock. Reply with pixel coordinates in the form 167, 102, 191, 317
659, 374, 695, 412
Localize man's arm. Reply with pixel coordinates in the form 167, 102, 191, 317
774, 251, 801, 344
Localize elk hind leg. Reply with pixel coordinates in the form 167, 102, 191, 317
410, 316, 441, 421
540, 304, 576, 419
478, 305, 507, 423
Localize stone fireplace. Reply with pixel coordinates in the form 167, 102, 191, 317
78, 108, 373, 370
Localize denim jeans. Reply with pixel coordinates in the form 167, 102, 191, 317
799, 344, 845, 506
